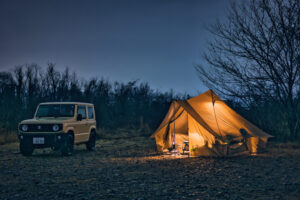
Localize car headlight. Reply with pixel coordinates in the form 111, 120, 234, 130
21, 124, 28, 132
52, 124, 60, 132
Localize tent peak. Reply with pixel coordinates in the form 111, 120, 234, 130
187, 89, 221, 102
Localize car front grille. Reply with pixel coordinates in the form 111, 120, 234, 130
19, 124, 62, 132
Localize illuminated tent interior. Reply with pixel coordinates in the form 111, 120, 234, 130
151, 90, 273, 156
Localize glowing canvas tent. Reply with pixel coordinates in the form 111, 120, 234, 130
151, 90, 273, 156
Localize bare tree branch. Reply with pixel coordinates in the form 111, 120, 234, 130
196, 0, 300, 138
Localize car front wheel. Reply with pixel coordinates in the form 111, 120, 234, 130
61, 134, 74, 156
86, 131, 96, 151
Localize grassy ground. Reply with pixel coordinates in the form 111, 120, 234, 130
0, 131, 299, 200
0, 131, 18, 145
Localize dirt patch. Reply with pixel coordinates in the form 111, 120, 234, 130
0, 136, 299, 200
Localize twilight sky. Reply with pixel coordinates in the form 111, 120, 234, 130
0, 0, 231, 95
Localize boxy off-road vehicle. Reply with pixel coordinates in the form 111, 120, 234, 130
18, 102, 97, 156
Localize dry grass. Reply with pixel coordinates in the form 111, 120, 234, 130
266, 141, 300, 158
0, 131, 18, 145
96, 128, 151, 139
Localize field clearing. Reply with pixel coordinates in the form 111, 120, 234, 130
0, 133, 300, 200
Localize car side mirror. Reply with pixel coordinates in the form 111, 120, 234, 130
77, 114, 82, 121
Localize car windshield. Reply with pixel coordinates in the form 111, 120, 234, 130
36, 104, 75, 118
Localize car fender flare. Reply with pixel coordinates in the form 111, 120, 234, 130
65, 127, 75, 134
89, 125, 96, 134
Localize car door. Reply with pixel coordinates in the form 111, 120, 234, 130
87, 106, 96, 134
74, 105, 89, 143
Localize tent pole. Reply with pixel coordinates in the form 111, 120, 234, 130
173, 120, 175, 150
187, 112, 189, 157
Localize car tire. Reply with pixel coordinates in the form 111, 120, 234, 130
86, 130, 96, 151
20, 141, 34, 156
61, 134, 74, 156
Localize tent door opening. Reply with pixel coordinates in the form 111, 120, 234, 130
168, 110, 189, 154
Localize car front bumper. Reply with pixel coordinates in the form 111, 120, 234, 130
18, 132, 65, 148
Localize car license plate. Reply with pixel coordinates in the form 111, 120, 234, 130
33, 137, 44, 144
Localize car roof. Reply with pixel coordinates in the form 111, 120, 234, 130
39, 102, 94, 106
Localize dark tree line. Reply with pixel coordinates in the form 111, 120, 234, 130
196, 0, 300, 140
0, 61, 298, 140
0, 64, 187, 135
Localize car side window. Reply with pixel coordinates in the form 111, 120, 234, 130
88, 107, 94, 119
77, 106, 86, 119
